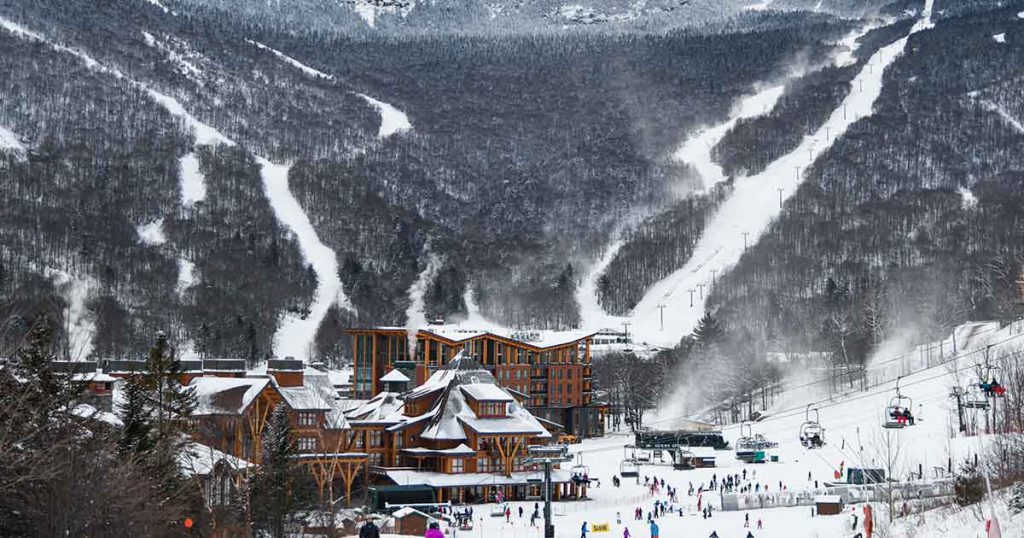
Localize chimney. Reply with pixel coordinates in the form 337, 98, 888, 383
268, 357, 305, 387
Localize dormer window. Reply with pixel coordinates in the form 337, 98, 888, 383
478, 401, 506, 417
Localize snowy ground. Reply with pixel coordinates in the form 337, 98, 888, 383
457, 314, 1024, 538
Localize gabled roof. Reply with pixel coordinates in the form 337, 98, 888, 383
179, 441, 252, 476
190, 377, 272, 416
346, 391, 405, 424
380, 369, 411, 383
278, 385, 334, 411
461, 383, 514, 402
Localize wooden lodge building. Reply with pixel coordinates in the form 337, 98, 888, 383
346, 324, 606, 438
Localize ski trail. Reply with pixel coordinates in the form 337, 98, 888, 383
576, 236, 629, 330
44, 268, 96, 360
248, 40, 412, 139
176, 257, 196, 297
178, 152, 206, 206
673, 84, 787, 193
0, 18, 352, 361
404, 250, 444, 356
629, 0, 935, 347
136, 218, 166, 245
982, 100, 1024, 133
259, 159, 351, 360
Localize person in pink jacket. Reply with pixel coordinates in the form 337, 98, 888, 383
425, 521, 445, 538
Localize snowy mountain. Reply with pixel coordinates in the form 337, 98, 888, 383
2, 0, 1024, 372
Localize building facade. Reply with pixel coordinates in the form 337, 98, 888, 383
346, 325, 605, 438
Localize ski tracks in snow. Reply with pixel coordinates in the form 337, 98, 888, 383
0, 17, 351, 360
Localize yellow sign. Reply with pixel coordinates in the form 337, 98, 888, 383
591, 523, 610, 533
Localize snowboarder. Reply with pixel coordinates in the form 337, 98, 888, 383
359, 520, 381, 538
425, 521, 444, 538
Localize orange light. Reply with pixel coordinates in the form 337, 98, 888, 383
184, 517, 194, 529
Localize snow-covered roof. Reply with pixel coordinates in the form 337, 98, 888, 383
385, 469, 573, 488
370, 325, 596, 349
178, 441, 252, 476
414, 354, 551, 441
380, 369, 411, 383
460, 383, 514, 402
392, 507, 434, 519
815, 495, 843, 503
71, 372, 118, 383
346, 391, 405, 423
190, 377, 271, 415
401, 443, 476, 457
72, 403, 123, 426
278, 385, 334, 410
327, 368, 353, 387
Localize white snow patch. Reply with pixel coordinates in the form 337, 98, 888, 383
354, 2, 378, 28
405, 251, 444, 357
629, 1, 935, 347
993, 33, 1006, 44
576, 236, 628, 330
0, 124, 26, 159
178, 152, 206, 206
136, 218, 166, 245
248, 40, 333, 80
982, 100, 1024, 133
44, 268, 96, 361
141, 30, 156, 47
141, 31, 203, 81
0, 17, 102, 71
258, 159, 351, 361
176, 257, 196, 297
958, 186, 977, 210
742, 0, 773, 11
461, 288, 506, 331
813, 0, 823, 12
1019, 10, 1024, 19
358, 94, 412, 139
673, 83, 786, 193
147, 90, 233, 147
143, 0, 170, 13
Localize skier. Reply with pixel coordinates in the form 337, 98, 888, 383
425, 522, 444, 538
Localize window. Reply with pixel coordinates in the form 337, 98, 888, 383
298, 437, 317, 452
369, 430, 383, 447
479, 402, 506, 417
355, 432, 365, 448
298, 412, 317, 427
478, 458, 490, 472
451, 458, 464, 473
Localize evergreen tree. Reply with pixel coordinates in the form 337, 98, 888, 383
693, 311, 725, 347
116, 374, 154, 458
251, 405, 313, 538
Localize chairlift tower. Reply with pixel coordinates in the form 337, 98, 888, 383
526, 445, 573, 538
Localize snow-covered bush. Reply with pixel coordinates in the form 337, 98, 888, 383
1009, 482, 1024, 515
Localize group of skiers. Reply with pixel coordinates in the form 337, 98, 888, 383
800, 432, 824, 448
889, 406, 916, 426
980, 378, 1006, 397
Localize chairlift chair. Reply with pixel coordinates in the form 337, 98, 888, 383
619, 459, 639, 478
979, 364, 1007, 398
799, 405, 826, 449
883, 376, 915, 429
962, 383, 990, 410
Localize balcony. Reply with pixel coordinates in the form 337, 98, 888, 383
583, 366, 592, 377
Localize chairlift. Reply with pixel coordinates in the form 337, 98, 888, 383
619, 459, 639, 478
962, 383, 990, 410
799, 404, 825, 449
570, 454, 590, 485
979, 364, 1007, 398
883, 376, 915, 429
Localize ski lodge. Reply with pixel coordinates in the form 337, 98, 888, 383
345, 324, 605, 439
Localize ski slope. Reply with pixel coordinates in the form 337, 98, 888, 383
463, 319, 1021, 538
249, 40, 412, 139
628, 2, 935, 348
0, 18, 350, 361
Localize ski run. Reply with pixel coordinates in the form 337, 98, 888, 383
580, 2, 936, 348
0, 17, 349, 362
249, 40, 412, 139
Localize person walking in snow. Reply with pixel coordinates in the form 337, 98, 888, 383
744, 513, 750, 528
708, 532, 718, 538
505, 507, 511, 522
616, 512, 622, 524
623, 528, 631, 538
649, 520, 659, 538
745, 532, 755, 538
531, 512, 537, 527
581, 522, 589, 538
425, 521, 444, 538
519, 506, 524, 518
757, 518, 762, 530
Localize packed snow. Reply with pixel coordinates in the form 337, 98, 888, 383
958, 186, 978, 210
259, 159, 351, 361
136, 218, 166, 245
983, 101, 1024, 134
358, 94, 412, 139
44, 268, 96, 361
178, 152, 206, 206
248, 40, 332, 80
0, 124, 26, 158
627, 1, 935, 348
142, 0, 170, 14
176, 257, 196, 297
140, 31, 202, 81
673, 84, 786, 194
993, 33, 1006, 44
576, 236, 628, 331
461, 319, 1021, 538
742, 0, 773, 11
